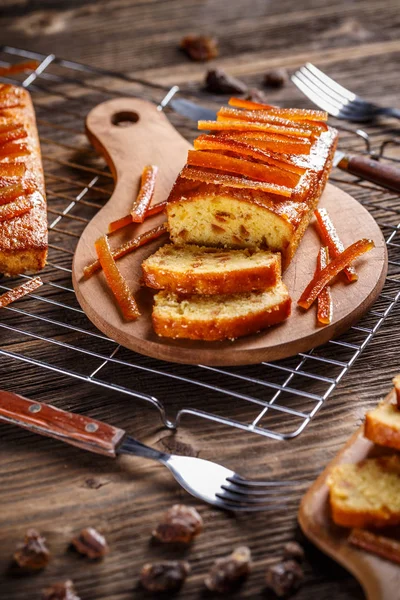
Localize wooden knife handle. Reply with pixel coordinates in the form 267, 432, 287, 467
345, 155, 400, 193
0, 390, 126, 457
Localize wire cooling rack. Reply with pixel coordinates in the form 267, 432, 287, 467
0, 46, 399, 441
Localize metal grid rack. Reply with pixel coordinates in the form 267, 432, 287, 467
0, 46, 399, 441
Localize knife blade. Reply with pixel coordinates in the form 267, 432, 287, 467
169, 98, 400, 193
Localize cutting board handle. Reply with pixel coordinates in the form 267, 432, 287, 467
0, 389, 125, 457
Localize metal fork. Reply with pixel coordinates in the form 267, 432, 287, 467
292, 63, 400, 122
0, 390, 301, 512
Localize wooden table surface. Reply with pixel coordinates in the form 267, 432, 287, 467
1, 1, 400, 599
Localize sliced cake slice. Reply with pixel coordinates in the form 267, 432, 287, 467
152, 280, 291, 341
327, 455, 400, 528
142, 244, 281, 294
364, 402, 400, 451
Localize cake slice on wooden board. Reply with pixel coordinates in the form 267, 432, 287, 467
327, 455, 400, 528
166, 99, 338, 270
142, 244, 281, 295
152, 280, 291, 341
364, 402, 400, 451
0, 84, 47, 276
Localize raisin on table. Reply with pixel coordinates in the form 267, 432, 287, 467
14, 529, 50, 571
205, 69, 248, 94
42, 580, 80, 600
153, 504, 203, 543
265, 560, 304, 597
205, 546, 252, 593
71, 527, 109, 559
140, 560, 191, 592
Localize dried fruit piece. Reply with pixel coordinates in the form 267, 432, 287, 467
83, 223, 168, 279
109, 200, 167, 233
94, 235, 140, 321
140, 561, 191, 592
180, 35, 218, 61
298, 238, 375, 310
71, 527, 109, 559
316, 247, 333, 326
0, 277, 43, 308
349, 528, 400, 566
217, 107, 327, 133
0, 60, 39, 77
181, 166, 293, 197
153, 504, 203, 543
205, 68, 248, 94
0, 162, 25, 178
229, 97, 328, 121
198, 118, 313, 138
263, 68, 289, 88
0, 183, 27, 205
42, 580, 80, 600
0, 141, 29, 160
205, 546, 252, 593
0, 197, 33, 222
14, 529, 50, 571
314, 207, 358, 282
394, 375, 400, 407
283, 541, 305, 563
218, 131, 311, 155
0, 126, 27, 146
194, 134, 306, 175
265, 560, 304, 597
130, 165, 158, 223
187, 149, 300, 188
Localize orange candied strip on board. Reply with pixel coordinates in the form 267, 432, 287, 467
0, 197, 33, 222
180, 166, 292, 197
0, 277, 43, 308
130, 165, 158, 223
198, 119, 313, 138
349, 529, 400, 566
217, 107, 328, 132
0, 127, 27, 146
95, 235, 140, 321
194, 134, 306, 175
0, 141, 29, 160
315, 207, 358, 282
298, 238, 375, 310
316, 247, 333, 325
187, 149, 300, 188
108, 200, 168, 234
218, 131, 312, 155
0, 162, 26, 178
0, 60, 39, 77
228, 97, 328, 121
0, 183, 27, 205
84, 223, 168, 278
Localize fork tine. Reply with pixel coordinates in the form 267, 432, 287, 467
217, 490, 291, 505
291, 74, 342, 117
299, 67, 352, 108
222, 483, 290, 497
227, 474, 304, 488
214, 499, 286, 512
304, 63, 357, 103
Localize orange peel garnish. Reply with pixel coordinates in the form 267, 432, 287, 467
315, 207, 358, 282
108, 199, 167, 234
0, 162, 26, 178
94, 235, 140, 321
228, 97, 328, 121
131, 165, 158, 223
316, 246, 333, 325
0, 61, 39, 77
217, 131, 311, 155
198, 119, 313, 138
217, 107, 328, 132
0, 277, 43, 308
0, 197, 33, 222
298, 238, 375, 310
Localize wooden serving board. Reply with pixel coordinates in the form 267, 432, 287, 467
72, 97, 388, 366
298, 387, 400, 600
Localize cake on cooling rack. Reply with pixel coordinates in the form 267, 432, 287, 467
0, 84, 47, 276
166, 98, 338, 270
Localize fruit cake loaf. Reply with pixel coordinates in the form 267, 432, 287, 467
166, 99, 338, 270
0, 84, 47, 275
364, 402, 400, 451
327, 455, 400, 528
142, 244, 281, 295
152, 280, 291, 341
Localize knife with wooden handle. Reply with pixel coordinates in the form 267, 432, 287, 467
169, 98, 400, 193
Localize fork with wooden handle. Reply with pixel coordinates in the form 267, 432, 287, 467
0, 390, 300, 512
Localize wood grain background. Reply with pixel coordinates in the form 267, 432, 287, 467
0, 1, 400, 599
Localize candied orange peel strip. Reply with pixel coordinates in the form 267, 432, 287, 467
84, 223, 168, 279
0, 60, 39, 77
0, 126, 27, 146
198, 119, 313, 138
108, 200, 168, 234
316, 246, 333, 325
217, 107, 328, 133
0, 183, 27, 205
0, 162, 25, 178
298, 238, 374, 310
0, 141, 29, 160
187, 149, 300, 188
180, 166, 292, 197
95, 235, 140, 321
349, 529, 400, 566
228, 97, 328, 121
0, 277, 43, 308
130, 165, 158, 223
315, 207, 358, 282
0, 197, 33, 222
194, 134, 306, 175
218, 131, 312, 155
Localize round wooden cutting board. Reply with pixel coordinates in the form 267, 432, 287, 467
72, 97, 387, 366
